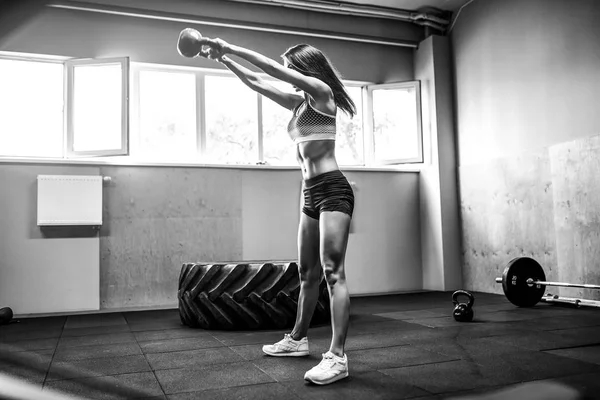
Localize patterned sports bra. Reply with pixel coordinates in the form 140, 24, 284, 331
287, 98, 336, 144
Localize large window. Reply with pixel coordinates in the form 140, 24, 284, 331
0, 58, 64, 158
204, 75, 258, 164
66, 58, 129, 157
366, 82, 423, 164
0, 53, 423, 167
262, 80, 298, 166
336, 86, 364, 165
135, 69, 197, 159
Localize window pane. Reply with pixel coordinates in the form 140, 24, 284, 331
72, 63, 122, 152
205, 76, 258, 163
372, 85, 420, 161
137, 70, 196, 159
336, 86, 363, 165
0, 59, 63, 157
262, 80, 297, 166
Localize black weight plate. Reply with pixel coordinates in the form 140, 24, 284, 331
502, 257, 546, 307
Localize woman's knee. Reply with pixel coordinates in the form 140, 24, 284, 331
322, 260, 345, 286
299, 263, 321, 284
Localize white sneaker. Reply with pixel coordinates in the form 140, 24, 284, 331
304, 351, 349, 385
262, 333, 309, 357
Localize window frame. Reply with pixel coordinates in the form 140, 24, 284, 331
0, 53, 423, 168
364, 80, 423, 165
65, 57, 130, 158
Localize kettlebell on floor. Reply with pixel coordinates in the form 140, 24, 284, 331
0, 307, 14, 325
452, 290, 475, 322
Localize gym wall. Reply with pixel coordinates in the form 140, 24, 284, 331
452, 0, 600, 300
1, 0, 420, 82
0, 0, 425, 314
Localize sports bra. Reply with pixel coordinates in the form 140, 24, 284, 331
287, 98, 336, 144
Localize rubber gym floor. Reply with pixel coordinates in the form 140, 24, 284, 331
1, 291, 600, 399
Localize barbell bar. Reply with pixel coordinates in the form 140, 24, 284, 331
495, 257, 600, 308
494, 277, 600, 290
541, 294, 600, 308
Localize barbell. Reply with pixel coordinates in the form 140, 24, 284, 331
495, 257, 600, 308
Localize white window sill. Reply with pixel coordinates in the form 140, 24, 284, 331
0, 156, 423, 173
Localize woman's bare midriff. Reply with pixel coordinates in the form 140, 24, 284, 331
296, 140, 339, 180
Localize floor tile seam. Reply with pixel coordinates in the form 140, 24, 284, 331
141, 343, 233, 355
55, 339, 140, 350
150, 358, 243, 373
134, 334, 215, 344
248, 359, 287, 384
345, 342, 440, 355
378, 358, 471, 375
504, 343, 600, 353
128, 325, 189, 330
132, 319, 168, 398
368, 355, 465, 371
59, 327, 133, 338
52, 339, 225, 354
51, 345, 234, 362
44, 365, 154, 383
548, 323, 600, 333
0, 344, 57, 355
42, 317, 67, 388
0, 333, 63, 343
43, 370, 165, 399
164, 381, 304, 399
319, 343, 415, 353
541, 342, 600, 351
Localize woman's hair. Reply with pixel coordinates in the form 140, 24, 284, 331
282, 44, 356, 118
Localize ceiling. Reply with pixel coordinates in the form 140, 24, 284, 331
321, 0, 472, 12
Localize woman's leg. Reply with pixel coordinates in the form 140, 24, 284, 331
290, 212, 321, 340
262, 198, 321, 357
319, 210, 352, 357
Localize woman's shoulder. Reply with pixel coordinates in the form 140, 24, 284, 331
306, 94, 336, 117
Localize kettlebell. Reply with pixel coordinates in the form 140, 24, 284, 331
0, 307, 14, 325
452, 290, 474, 322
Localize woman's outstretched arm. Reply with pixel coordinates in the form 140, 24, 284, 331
202, 49, 303, 111
207, 39, 332, 101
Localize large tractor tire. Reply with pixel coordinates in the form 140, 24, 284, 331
178, 261, 331, 330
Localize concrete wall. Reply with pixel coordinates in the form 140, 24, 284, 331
415, 35, 461, 292
0, 163, 421, 314
452, 0, 600, 298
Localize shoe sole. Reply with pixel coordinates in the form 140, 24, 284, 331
304, 371, 349, 385
262, 348, 309, 357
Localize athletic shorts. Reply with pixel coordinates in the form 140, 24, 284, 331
302, 170, 354, 220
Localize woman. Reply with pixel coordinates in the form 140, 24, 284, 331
200, 38, 356, 386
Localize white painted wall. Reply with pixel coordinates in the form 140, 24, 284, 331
241, 169, 423, 296
0, 165, 100, 314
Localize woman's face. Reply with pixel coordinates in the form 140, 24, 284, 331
283, 59, 301, 93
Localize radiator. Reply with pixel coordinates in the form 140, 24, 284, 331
37, 175, 103, 226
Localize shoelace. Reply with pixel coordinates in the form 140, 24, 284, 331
317, 353, 338, 370
275, 333, 296, 349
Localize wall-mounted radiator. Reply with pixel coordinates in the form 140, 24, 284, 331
37, 175, 103, 226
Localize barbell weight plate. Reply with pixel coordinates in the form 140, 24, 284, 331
501, 257, 546, 307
